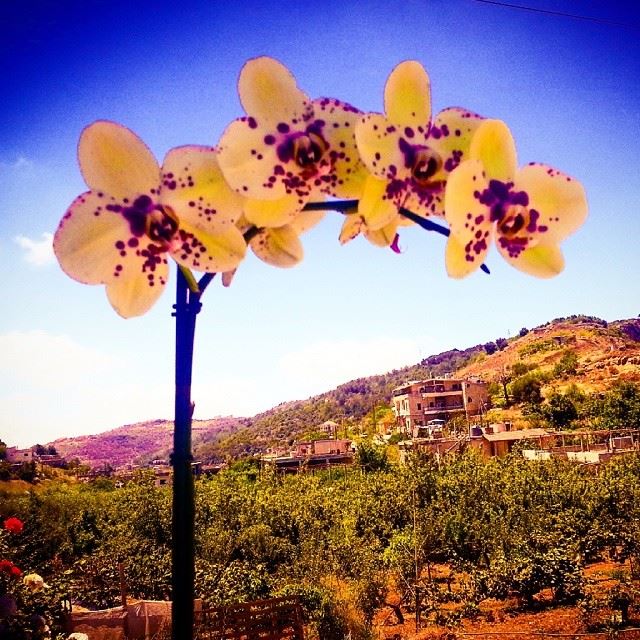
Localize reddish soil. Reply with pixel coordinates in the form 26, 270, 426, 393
376, 562, 640, 640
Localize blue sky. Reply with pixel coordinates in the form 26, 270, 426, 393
1, 0, 639, 448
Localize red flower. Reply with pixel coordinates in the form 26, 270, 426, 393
0, 559, 21, 577
3, 518, 24, 534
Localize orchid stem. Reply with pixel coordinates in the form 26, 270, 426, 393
302, 199, 490, 274
171, 268, 201, 640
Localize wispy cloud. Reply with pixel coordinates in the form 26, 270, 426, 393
14, 232, 54, 266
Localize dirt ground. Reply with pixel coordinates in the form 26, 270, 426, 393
376, 562, 640, 640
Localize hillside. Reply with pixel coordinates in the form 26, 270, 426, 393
51, 416, 244, 468
47, 315, 640, 467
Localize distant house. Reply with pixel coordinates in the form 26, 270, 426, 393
318, 420, 339, 438
154, 467, 172, 488
392, 377, 489, 433
295, 439, 351, 457
480, 427, 552, 457
5, 447, 34, 464
37, 454, 66, 468
266, 439, 354, 474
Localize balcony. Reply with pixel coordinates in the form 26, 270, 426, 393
422, 390, 464, 398
424, 404, 464, 415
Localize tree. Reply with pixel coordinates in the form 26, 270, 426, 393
355, 441, 389, 472
484, 342, 497, 355
496, 337, 509, 351
541, 392, 578, 429
553, 350, 579, 378
592, 382, 640, 429
510, 373, 543, 406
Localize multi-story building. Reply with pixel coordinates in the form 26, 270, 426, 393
392, 377, 489, 434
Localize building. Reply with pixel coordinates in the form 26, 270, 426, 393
318, 420, 339, 438
392, 377, 489, 433
5, 447, 34, 464
267, 439, 354, 474
295, 439, 352, 457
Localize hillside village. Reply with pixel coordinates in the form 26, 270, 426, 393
3, 315, 640, 485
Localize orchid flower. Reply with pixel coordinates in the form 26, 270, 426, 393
54, 121, 247, 317
349, 60, 485, 246
217, 56, 368, 229
445, 119, 588, 278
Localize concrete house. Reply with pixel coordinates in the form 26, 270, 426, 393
392, 377, 489, 433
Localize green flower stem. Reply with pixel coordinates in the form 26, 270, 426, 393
172, 268, 201, 640
178, 264, 201, 294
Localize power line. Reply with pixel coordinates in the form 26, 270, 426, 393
473, 0, 640, 31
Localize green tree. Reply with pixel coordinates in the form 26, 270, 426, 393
554, 350, 579, 378
510, 373, 543, 406
354, 441, 389, 472
542, 392, 578, 429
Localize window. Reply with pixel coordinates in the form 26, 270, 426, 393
417, 402, 421, 410
468, 397, 473, 403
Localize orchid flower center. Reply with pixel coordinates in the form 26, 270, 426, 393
498, 205, 528, 237
293, 132, 328, 168
121, 196, 180, 249
146, 205, 180, 247
411, 147, 442, 186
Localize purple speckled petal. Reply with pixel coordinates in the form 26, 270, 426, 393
404, 185, 445, 219
355, 113, 407, 180
54, 190, 171, 317
312, 97, 368, 198
445, 233, 489, 279
105, 258, 169, 318
54, 191, 157, 285
170, 221, 246, 274
249, 225, 304, 268
429, 107, 485, 179
497, 242, 565, 278
160, 145, 244, 230
217, 118, 286, 199
516, 163, 588, 242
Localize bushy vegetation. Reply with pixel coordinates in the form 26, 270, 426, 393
3, 448, 640, 636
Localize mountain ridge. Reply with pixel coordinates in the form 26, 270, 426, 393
49, 315, 640, 467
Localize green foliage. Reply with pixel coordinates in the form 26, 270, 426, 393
540, 391, 579, 429
354, 441, 389, 472
519, 338, 563, 357
4, 442, 640, 629
510, 373, 544, 406
553, 350, 579, 378
589, 381, 640, 429
511, 361, 538, 377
